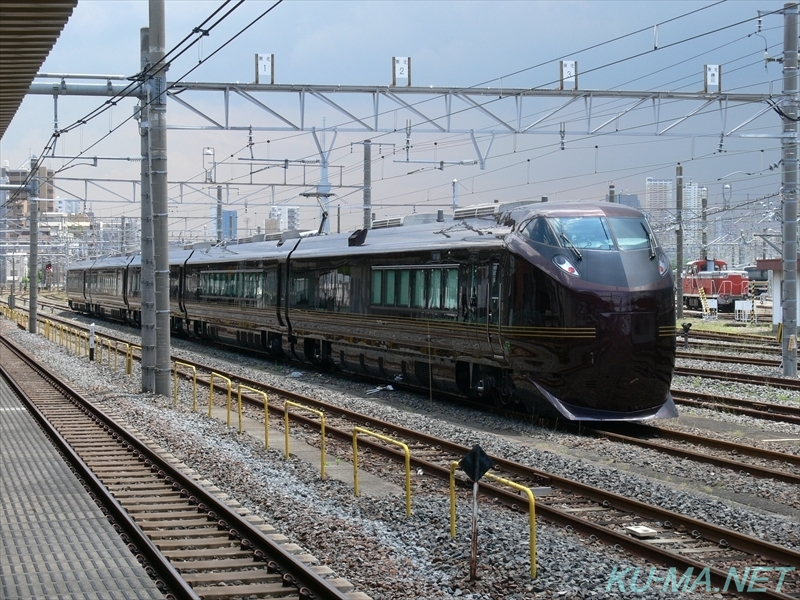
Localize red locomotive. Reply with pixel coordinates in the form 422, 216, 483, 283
682, 259, 750, 312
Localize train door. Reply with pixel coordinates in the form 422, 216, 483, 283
487, 260, 503, 358
177, 251, 195, 320
464, 256, 503, 358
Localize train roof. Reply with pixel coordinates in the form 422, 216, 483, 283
69, 200, 647, 269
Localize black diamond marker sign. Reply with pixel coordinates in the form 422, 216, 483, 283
459, 444, 493, 483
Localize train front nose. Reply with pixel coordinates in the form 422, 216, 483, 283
594, 309, 675, 413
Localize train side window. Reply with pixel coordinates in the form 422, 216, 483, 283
290, 275, 311, 306
523, 218, 559, 246
384, 270, 396, 306
443, 268, 458, 310
428, 269, 442, 309
397, 270, 410, 306
264, 269, 277, 306
371, 270, 383, 304
411, 269, 425, 308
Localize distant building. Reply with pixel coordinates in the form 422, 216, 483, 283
222, 210, 237, 240
644, 177, 673, 212
268, 206, 301, 231
682, 182, 705, 259
57, 198, 81, 214
2, 163, 56, 223
606, 193, 640, 209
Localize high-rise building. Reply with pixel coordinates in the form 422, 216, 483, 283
606, 193, 640, 209
268, 206, 301, 231
222, 210, 238, 240
57, 198, 82, 214
644, 177, 673, 212
3, 164, 56, 224
682, 181, 703, 259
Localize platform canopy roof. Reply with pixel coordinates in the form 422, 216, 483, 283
0, 1, 78, 139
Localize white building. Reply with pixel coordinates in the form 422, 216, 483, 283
644, 177, 673, 213
268, 206, 301, 231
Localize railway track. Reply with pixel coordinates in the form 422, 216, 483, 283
585, 423, 800, 486
676, 351, 792, 369
671, 389, 800, 426
674, 366, 800, 392
118, 348, 800, 598
5, 303, 800, 596
11, 306, 800, 487
0, 334, 356, 600
217, 386, 800, 598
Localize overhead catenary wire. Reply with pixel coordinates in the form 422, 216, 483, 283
2, 0, 278, 212
5, 0, 787, 235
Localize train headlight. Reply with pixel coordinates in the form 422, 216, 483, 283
553, 255, 580, 276
658, 253, 670, 276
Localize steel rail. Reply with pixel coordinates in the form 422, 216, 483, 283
0, 335, 352, 600
270, 410, 800, 600
676, 350, 785, 367
11, 305, 800, 597
0, 338, 197, 600
583, 425, 800, 485
675, 367, 800, 391
672, 390, 800, 426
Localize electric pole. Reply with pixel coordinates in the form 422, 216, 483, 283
676, 163, 684, 320
363, 140, 371, 229
139, 25, 156, 393
150, 0, 172, 395
781, 1, 798, 377
28, 157, 39, 334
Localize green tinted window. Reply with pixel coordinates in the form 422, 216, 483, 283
443, 268, 458, 310
428, 269, 441, 309
398, 270, 410, 306
385, 270, 396, 306
411, 270, 425, 308
371, 270, 383, 304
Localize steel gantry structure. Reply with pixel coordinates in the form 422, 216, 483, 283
20, 4, 800, 377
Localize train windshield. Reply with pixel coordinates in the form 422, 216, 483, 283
525, 217, 615, 250
607, 217, 653, 250
522, 216, 656, 252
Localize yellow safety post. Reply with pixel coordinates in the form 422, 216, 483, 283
124, 344, 137, 376
114, 341, 119, 371
484, 472, 537, 579
44, 320, 50, 340
352, 427, 411, 516
449, 461, 459, 538
98, 337, 108, 364
173, 362, 197, 409
237, 385, 269, 444
208, 372, 232, 421
284, 401, 326, 478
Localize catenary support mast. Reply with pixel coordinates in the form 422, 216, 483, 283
781, 2, 798, 377
676, 163, 684, 320
139, 26, 156, 392
149, 0, 172, 396
27, 157, 39, 334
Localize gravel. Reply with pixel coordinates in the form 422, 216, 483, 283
5, 315, 799, 599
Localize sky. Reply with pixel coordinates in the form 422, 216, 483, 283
0, 0, 793, 242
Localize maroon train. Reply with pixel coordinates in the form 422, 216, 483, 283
67, 200, 677, 421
